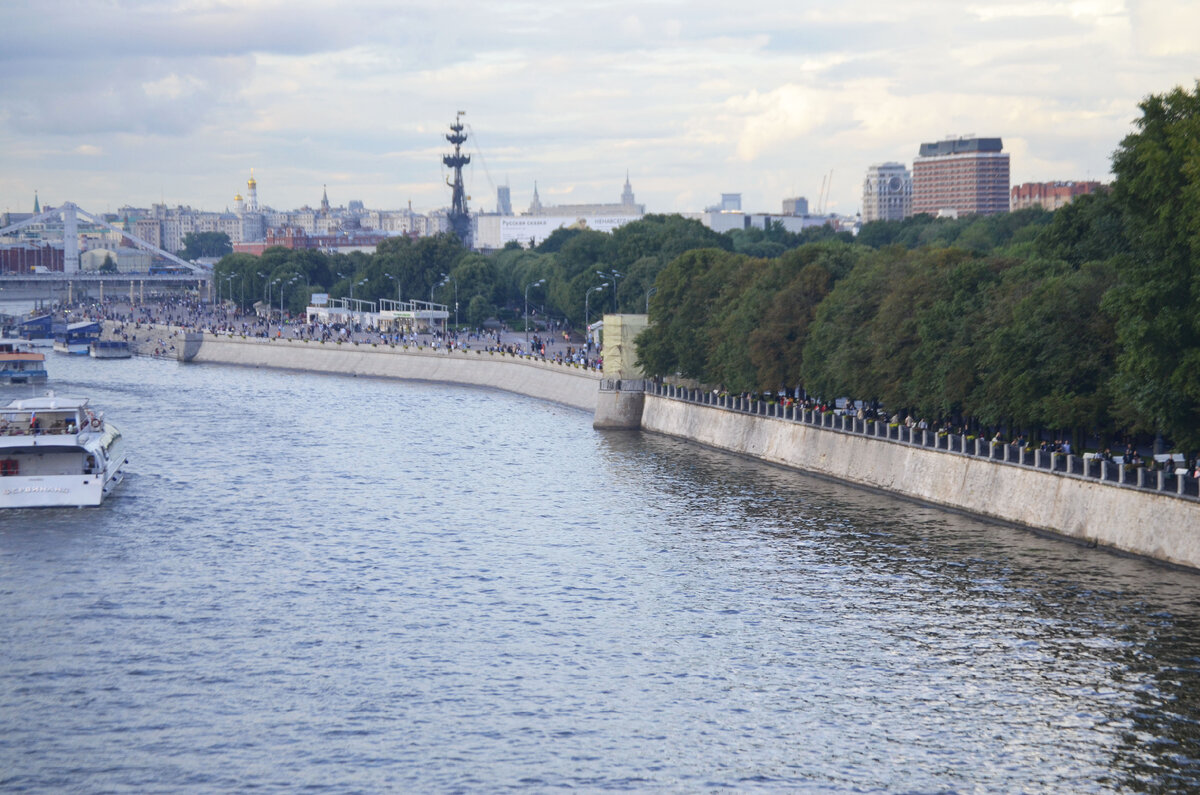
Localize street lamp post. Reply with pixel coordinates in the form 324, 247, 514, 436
224, 275, 234, 305
430, 273, 447, 336
353, 278, 367, 330
524, 278, 545, 348
280, 276, 299, 323
585, 283, 608, 333
645, 285, 658, 314
596, 269, 622, 312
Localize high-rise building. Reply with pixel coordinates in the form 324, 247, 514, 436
497, 185, 512, 215
782, 196, 809, 216
912, 137, 1010, 216
861, 163, 912, 222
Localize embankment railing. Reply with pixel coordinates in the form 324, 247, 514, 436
650, 384, 1200, 503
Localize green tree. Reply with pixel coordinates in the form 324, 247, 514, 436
1105, 81, 1200, 449
635, 249, 743, 380
99, 253, 118, 273
179, 232, 232, 259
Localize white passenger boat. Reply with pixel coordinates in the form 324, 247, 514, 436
0, 340, 48, 384
0, 393, 127, 507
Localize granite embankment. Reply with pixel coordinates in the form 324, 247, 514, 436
640, 394, 1200, 570
109, 322, 1199, 570
169, 328, 602, 411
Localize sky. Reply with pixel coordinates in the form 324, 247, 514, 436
2, 0, 1198, 220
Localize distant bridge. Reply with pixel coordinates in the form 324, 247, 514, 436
0, 271, 211, 307
0, 201, 211, 277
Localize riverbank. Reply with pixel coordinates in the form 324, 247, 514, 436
103, 320, 1199, 571
639, 393, 1200, 571
175, 327, 602, 411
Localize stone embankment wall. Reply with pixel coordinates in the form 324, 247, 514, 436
178, 329, 602, 411
103, 321, 1199, 570
640, 394, 1200, 571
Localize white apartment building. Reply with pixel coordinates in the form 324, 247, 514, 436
862, 162, 913, 222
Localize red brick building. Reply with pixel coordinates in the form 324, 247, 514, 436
233, 226, 394, 255
1010, 181, 1104, 211
0, 244, 64, 274
912, 137, 1010, 217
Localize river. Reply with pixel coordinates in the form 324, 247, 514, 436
3, 353, 1199, 792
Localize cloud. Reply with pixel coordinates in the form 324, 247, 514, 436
1, 0, 1196, 215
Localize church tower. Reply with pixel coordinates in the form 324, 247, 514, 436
247, 169, 259, 213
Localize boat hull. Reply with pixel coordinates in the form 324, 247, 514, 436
0, 371, 48, 384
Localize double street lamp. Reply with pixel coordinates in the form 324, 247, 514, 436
596, 269, 622, 312
585, 283, 608, 333
525, 278, 545, 347
280, 275, 300, 321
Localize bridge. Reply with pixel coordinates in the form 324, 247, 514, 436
0, 201, 212, 304
0, 271, 209, 306
0, 201, 208, 274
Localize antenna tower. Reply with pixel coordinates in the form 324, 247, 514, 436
443, 111, 472, 247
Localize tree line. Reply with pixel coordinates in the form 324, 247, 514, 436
638, 82, 1200, 453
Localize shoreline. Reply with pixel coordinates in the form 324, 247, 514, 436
106, 320, 1200, 572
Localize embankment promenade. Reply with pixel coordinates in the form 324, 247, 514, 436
119, 323, 1200, 571
135, 325, 602, 411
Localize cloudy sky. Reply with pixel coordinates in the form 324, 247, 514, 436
2, 0, 1197, 219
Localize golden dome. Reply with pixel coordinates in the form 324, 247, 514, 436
235, 193, 243, 201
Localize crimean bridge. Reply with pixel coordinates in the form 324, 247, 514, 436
0, 201, 212, 305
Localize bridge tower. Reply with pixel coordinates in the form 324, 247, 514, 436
442, 112, 472, 248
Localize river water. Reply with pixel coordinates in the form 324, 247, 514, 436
3, 353, 1200, 792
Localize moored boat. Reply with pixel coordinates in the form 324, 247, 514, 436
0, 340, 48, 384
0, 393, 126, 507
53, 321, 101, 355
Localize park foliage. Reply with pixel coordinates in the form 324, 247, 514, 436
212, 82, 1200, 450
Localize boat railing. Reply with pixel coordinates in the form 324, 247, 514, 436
0, 418, 84, 437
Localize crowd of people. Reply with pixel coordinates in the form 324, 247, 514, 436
62, 294, 605, 371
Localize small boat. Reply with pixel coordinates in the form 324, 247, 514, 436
89, 340, 131, 359
0, 393, 127, 507
53, 321, 101, 355
0, 340, 48, 384
18, 314, 55, 347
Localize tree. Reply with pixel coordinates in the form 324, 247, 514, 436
99, 253, 118, 273
179, 232, 232, 260
635, 249, 743, 380
1105, 81, 1200, 449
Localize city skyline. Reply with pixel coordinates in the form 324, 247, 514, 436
2, 0, 1197, 218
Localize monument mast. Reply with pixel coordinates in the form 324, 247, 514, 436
443, 111, 472, 248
